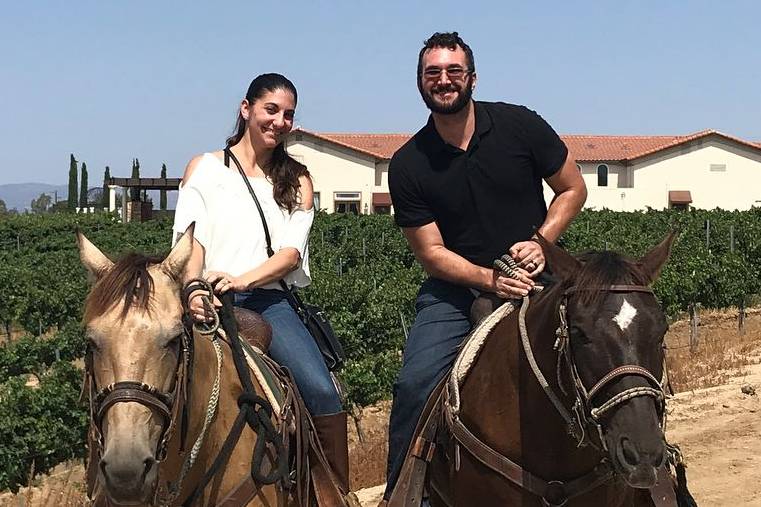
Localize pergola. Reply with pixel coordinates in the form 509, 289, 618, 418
106, 177, 182, 222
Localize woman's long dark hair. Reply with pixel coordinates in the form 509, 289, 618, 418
226, 73, 309, 212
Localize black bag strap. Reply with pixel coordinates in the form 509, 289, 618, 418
224, 148, 292, 293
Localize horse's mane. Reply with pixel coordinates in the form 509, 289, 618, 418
572, 251, 649, 309
83, 252, 166, 323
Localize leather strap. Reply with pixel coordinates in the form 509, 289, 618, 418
650, 465, 679, 506
224, 148, 290, 293
447, 413, 614, 505
587, 364, 662, 400
95, 388, 172, 424
388, 376, 447, 507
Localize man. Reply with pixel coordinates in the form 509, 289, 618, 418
383, 32, 587, 502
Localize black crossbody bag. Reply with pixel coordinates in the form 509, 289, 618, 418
224, 148, 346, 371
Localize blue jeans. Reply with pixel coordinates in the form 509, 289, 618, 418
384, 278, 475, 499
234, 288, 342, 416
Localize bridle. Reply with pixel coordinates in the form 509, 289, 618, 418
84, 279, 214, 465
85, 326, 190, 463
550, 284, 668, 451
445, 283, 673, 506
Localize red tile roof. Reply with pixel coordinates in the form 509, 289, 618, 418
294, 128, 761, 163
293, 129, 409, 160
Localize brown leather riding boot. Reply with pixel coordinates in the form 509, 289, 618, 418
312, 411, 351, 495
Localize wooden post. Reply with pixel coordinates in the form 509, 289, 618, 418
739, 299, 746, 335
689, 303, 699, 352
705, 219, 710, 249
730, 225, 735, 253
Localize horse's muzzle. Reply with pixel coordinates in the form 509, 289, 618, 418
100, 450, 159, 505
614, 436, 664, 489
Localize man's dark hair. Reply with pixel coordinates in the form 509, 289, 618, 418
416, 31, 475, 78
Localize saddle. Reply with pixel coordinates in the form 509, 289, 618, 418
233, 306, 272, 353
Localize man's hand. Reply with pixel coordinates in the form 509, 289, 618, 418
508, 240, 545, 277
492, 269, 534, 299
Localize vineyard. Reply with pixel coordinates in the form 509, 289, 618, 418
1, 208, 760, 491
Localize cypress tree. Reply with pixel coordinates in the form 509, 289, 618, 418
160, 163, 167, 210
100, 166, 111, 209
67, 154, 78, 210
79, 162, 88, 210
130, 158, 140, 201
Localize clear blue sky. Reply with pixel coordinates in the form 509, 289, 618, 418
1, 1, 759, 185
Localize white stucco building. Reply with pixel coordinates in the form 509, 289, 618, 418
288, 128, 761, 213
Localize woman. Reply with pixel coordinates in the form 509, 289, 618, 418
172, 73, 349, 496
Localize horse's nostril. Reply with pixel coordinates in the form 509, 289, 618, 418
619, 438, 640, 467
142, 457, 156, 480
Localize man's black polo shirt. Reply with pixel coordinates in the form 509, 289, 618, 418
389, 101, 568, 268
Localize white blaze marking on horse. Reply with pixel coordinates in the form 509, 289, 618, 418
613, 298, 637, 331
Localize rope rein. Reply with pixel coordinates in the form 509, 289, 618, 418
169, 280, 288, 507
162, 293, 223, 506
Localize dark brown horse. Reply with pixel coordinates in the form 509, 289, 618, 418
427, 234, 684, 506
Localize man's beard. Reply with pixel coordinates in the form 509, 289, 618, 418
420, 76, 473, 114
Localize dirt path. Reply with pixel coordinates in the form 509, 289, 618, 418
664, 361, 761, 506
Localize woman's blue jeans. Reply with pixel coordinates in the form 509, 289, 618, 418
234, 288, 342, 416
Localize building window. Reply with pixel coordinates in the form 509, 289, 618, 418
334, 192, 361, 214
709, 164, 726, 172
313, 192, 321, 211
597, 164, 609, 187
374, 205, 391, 215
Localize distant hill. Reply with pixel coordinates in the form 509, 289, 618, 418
0, 183, 178, 212
0, 183, 68, 211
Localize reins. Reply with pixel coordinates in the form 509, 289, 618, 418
180, 280, 289, 507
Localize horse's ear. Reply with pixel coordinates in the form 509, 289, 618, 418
534, 233, 581, 281
637, 230, 678, 285
162, 222, 195, 280
76, 230, 114, 283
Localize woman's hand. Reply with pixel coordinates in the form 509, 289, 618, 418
205, 271, 249, 295
188, 289, 221, 323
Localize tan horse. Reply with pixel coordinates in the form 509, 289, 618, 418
78, 226, 338, 506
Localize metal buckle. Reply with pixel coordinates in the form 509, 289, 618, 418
542, 480, 568, 506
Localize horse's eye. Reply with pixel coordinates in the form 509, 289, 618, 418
569, 326, 590, 344
165, 333, 182, 349
86, 336, 100, 353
